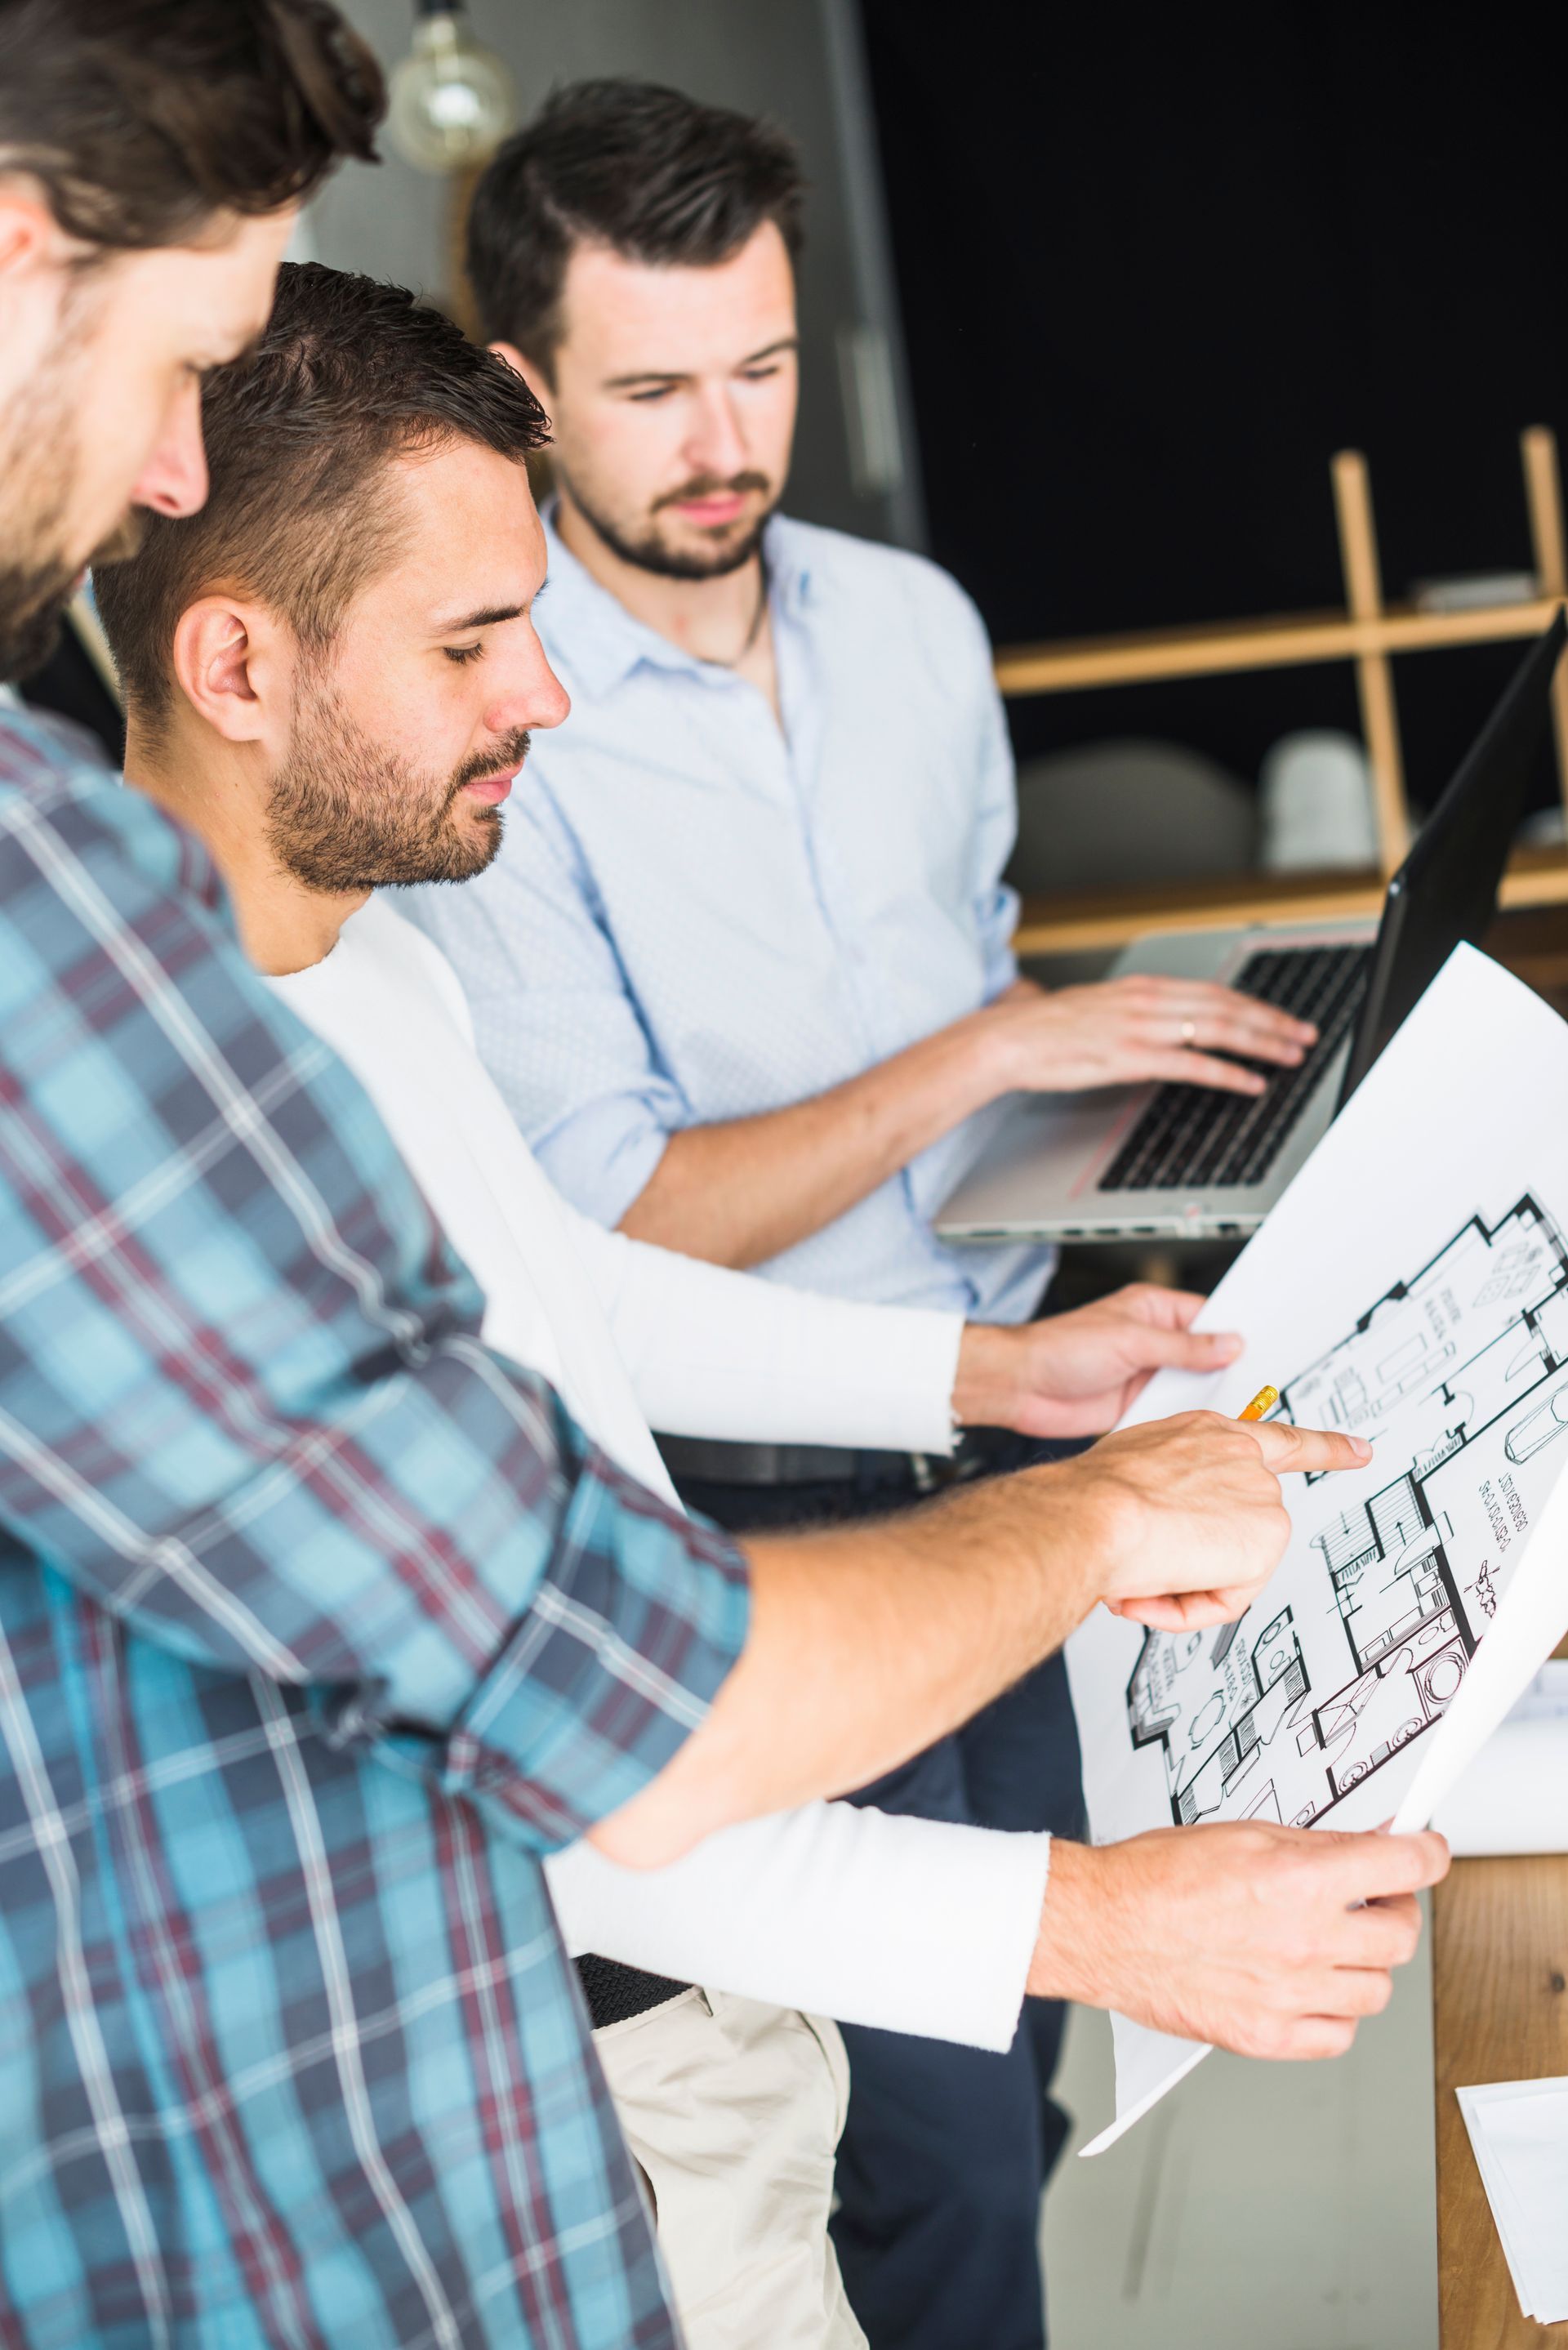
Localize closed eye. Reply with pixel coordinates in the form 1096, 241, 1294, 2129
443, 643, 484, 666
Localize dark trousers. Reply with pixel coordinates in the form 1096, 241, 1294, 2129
672, 1438, 1085, 2350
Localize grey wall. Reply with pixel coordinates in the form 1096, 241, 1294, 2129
306, 0, 923, 545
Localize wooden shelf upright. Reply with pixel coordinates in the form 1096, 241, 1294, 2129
1000, 428, 1568, 958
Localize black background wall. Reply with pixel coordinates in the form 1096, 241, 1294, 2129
859, 2, 1568, 819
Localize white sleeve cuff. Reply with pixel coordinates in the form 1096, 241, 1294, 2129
545, 1802, 1049, 2053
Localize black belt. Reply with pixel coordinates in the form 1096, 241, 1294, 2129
576, 1952, 691, 2030
656, 1429, 1004, 1490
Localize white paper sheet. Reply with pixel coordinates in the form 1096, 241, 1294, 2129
1456, 2077, 1568, 2321
1067, 945, 1568, 2154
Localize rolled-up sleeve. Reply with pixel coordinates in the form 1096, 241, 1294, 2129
0, 758, 748, 1852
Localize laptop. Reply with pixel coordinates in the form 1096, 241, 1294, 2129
938, 606, 1567, 1246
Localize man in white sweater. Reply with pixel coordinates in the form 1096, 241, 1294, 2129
93, 261, 1446, 2349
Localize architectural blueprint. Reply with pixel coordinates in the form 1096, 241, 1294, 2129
1064, 947, 1568, 2152
1128, 1195, 1568, 1836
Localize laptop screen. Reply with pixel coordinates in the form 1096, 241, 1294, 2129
1337, 605, 1567, 1106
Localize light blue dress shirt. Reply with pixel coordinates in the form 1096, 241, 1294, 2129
406, 511, 1056, 1322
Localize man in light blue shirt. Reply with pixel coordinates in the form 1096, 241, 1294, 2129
435, 494, 1049, 1320
409, 79, 1312, 2350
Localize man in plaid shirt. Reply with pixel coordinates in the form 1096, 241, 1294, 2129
0, 5, 1442, 2344
0, 9, 754, 2343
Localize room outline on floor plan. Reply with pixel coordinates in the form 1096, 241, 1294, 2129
1126, 1195, 1568, 1829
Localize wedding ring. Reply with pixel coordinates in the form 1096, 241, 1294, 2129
1180, 1019, 1197, 1046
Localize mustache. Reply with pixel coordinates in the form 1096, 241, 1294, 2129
445, 728, 532, 802
651, 470, 771, 514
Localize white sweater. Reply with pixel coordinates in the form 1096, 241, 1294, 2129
268, 896, 1049, 2049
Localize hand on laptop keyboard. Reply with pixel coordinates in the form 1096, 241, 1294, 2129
981, 972, 1316, 1100
1097, 946, 1373, 1197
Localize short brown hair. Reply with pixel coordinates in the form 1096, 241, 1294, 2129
94, 261, 551, 726
0, 0, 383, 251
468, 78, 806, 368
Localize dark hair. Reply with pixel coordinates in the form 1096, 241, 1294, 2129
95, 261, 550, 726
0, 0, 383, 250
467, 77, 806, 365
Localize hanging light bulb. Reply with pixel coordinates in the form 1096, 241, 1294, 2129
388, 0, 514, 174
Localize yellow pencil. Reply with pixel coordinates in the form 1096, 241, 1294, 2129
1238, 1384, 1279, 1422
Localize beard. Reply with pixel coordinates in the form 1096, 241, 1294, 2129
0, 421, 78, 683
561, 462, 777, 582
0, 507, 147, 684
0, 555, 76, 686
0, 275, 140, 684
266, 667, 528, 894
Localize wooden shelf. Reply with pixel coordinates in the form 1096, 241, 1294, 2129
996, 594, 1567, 697
1013, 845, 1568, 959
995, 434, 1568, 942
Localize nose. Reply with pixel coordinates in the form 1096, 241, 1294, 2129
684, 382, 749, 480
130, 376, 209, 519
486, 634, 571, 738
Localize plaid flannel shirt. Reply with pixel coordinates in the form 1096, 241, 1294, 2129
0, 705, 751, 2349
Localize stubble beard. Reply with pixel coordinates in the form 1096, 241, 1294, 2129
266, 667, 528, 894
559, 460, 777, 582
0, 422, 79, 684
0, 279, 141, 684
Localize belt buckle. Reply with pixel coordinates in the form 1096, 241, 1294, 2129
911, 1449, 976, 1494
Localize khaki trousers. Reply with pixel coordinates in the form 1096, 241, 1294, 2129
594, 1988, 866, 2350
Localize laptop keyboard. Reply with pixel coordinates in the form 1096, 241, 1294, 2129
1095, 943, 1372, 1195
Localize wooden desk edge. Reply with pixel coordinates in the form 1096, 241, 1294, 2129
1433, 1639, 1568, 2345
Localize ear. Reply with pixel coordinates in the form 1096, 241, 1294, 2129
489, 339, 553, 408
0, 184, 60, 279
172, 595, 287, 746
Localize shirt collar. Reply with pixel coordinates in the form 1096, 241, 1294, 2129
540, 505, 814, 698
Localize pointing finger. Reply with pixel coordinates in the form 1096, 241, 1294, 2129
1107, 1586, 1262, 1630
1248, 1420, 1372, 1476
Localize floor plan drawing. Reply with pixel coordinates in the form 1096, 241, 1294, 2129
1127, 1196, 1568, 1828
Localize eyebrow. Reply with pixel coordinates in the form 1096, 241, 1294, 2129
430, 591, 541, 635
602, 336, 800, 390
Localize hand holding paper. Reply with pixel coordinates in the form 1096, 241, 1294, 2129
953, 1281, 1247, 1438
1065, 945, 1568, 2152
1027, 1822, 1447, 2058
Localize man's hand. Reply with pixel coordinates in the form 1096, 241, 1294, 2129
954, 1286, 1244, 1437
1053, 1411, 1371, 1627
982, 973, 1315, 1100
590, 1413, 1365, 1869
1028, 1824, 1449, 2058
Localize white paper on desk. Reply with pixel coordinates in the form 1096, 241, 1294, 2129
1457, 2078, 1568, 2321
1067, 945, 1568, 2156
